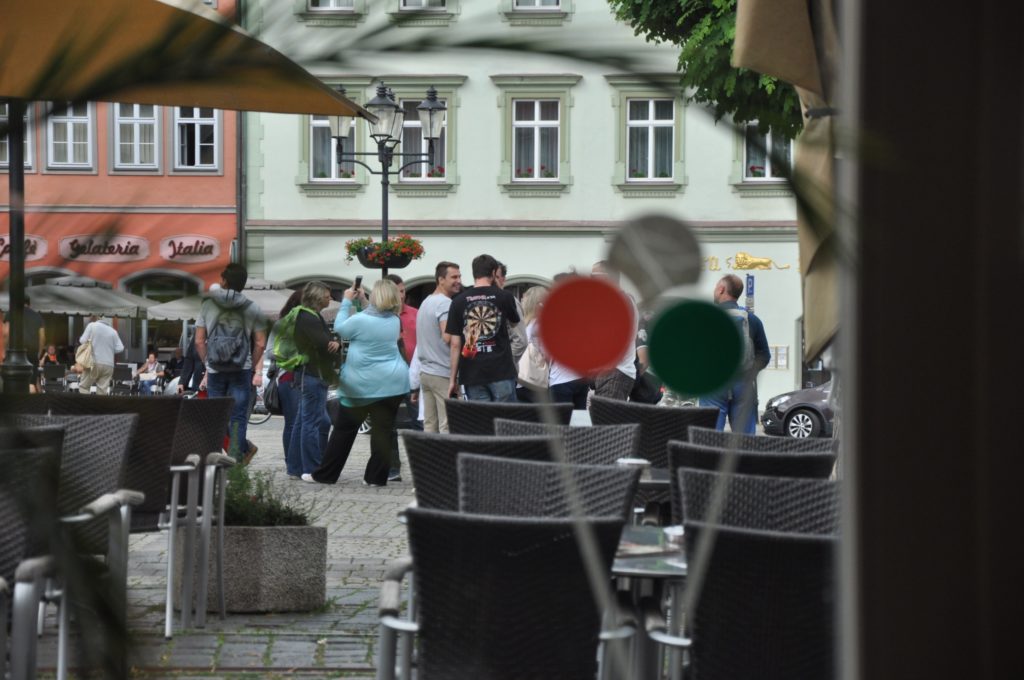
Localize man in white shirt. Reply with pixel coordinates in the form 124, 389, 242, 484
78, 316, 125, 394
415, 261, 462, 432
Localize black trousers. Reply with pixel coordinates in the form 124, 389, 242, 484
313, 394, 404, 485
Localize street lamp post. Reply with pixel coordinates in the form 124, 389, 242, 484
330, 83, 446, 278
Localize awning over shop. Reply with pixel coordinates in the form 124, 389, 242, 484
0, 276, 156, 318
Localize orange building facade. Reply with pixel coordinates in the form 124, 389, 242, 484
1, 2, 239, 357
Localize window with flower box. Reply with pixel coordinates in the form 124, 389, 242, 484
47, 102, 93, 169
297, 0, 366, 27
500, 0, 571, 26
492, 74, 579, 196
310, 115, 357, 182
743, 123, 791, 180
605, 74, 686, 197
626, 99, 674, 181
513, 100, 559, 181
0, 102, 33, 169
399, 99, 447, 181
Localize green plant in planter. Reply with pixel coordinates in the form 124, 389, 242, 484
223, 464, 321, 527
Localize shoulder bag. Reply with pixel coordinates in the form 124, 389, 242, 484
517, 340, 550, 390
75, 340, 95, 370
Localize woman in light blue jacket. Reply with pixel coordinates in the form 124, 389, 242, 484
305, 279, 410, 486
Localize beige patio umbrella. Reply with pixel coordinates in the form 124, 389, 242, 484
733, 0, 840, 361
0, 0, 372, 117
1, 0, 374, 394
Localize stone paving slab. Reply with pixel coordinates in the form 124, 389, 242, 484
35, 417, 410, 679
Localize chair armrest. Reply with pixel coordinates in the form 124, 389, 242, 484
170, 454, 202, 473
15, 556, 56, 583
642, 597, 691, 649
113, 489, 146, 507
379, 556, 414, 617
206, 452, 235, 468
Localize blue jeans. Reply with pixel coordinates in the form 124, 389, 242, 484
701, 382, 758, 434
278, 375, 300, 476
464, 378, 518, 403
139, 380, 158, 396
289, 369, 331, 475
206, 369, 253, 461
550, 379, 590, 409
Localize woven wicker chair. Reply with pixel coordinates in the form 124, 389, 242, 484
678, 468, 839, 534
457, 453, 641, 522
377, 508, 625, 680
588, 397, 718, 468
492, 419, 641, 466
645, 470, 839, 679
667, 441, 837, 525
8, 416, 142, 680
401, 431, 557, 511
676, 522, 837, 680
444, 398, 573, 435
0, 394, 233, 638
688, 426, 840, 453
1, 434, 63, 680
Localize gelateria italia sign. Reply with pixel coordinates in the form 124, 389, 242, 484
0, 234, 48, 261
159, 235, 221, 263
59, 234, 150, 262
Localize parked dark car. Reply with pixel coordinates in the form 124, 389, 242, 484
761, 381, 835, 438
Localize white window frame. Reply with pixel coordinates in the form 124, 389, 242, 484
625, 98, 675, 182
398, 98, 447, 182
0, 102, 33, 169
512, 99, 560, 182
173, 107, 219, 171
743, 123, 792, 181
47, 102, 93, 169
309, 115, 357, 182
308, 0, 354, 9
401, 0, 446, 8
514, 0, 560, 8
113, 103, 159, 170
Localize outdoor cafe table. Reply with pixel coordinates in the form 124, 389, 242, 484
614, 524, 687, 680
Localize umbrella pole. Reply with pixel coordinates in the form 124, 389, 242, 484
0, 99, 34, 394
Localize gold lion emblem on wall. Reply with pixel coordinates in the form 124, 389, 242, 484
728, 251, 792, 270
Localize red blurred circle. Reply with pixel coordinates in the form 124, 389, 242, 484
537, 277, 634, 378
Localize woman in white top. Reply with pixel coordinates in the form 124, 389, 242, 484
519, 282, 592, 409
135, 351, 162, 396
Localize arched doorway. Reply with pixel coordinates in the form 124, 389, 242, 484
125, 273, 201, 359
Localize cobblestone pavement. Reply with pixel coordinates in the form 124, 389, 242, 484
39, 415, 413, 679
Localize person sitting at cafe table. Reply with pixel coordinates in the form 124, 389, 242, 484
135, 351, 162, 396
39, 344, 61, 367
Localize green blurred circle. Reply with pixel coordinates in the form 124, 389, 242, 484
649, 300, 743, 397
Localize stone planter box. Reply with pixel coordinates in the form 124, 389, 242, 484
174, 525, 326, 613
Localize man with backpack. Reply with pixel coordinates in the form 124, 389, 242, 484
701, 274, 771, 434
194, 264, 268, 462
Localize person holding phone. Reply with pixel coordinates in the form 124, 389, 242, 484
305, 278, 408, 487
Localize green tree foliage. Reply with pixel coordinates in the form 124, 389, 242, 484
607, 0, 803, 139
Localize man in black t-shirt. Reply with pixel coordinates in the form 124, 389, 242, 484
446, 254, 521, 402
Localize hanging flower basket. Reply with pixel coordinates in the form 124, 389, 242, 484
345, 234, 425, 269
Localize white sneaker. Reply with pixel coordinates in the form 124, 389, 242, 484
301, 473, 316, 483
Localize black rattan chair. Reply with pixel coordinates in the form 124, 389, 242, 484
401, 431, 557, 511
676, 522, 837, 680
457, 453, 642, 522
588, 397, 718, 468
646, 469, 839, 679
376, 508, 625, 680
677, 468, 839, 534
443, 398, 573, 435
40, 364, 68, 392
667, 441, 837, 525
9, 416, 141, 680
1, 435, 62, 680
688, 426, 840, 453
492, 419, 641, 466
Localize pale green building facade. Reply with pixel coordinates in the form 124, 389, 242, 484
241, 0, 808, 400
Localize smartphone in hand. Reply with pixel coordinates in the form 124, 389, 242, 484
353, 275, 363, 290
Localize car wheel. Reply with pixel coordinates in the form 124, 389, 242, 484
785, 409, 822, 438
